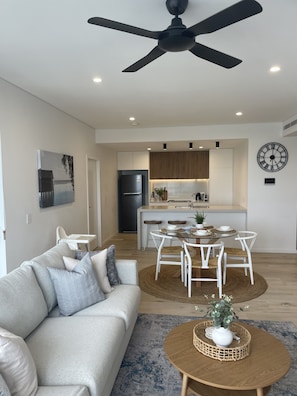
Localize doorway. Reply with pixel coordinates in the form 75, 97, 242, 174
87, 157, 101, 249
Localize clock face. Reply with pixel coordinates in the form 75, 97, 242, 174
257, 142, 288, 172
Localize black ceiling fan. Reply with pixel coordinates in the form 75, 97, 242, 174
88, 0, 262, 72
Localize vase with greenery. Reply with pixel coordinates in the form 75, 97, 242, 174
205, 294, 238, 328
194, 211, 206, 227
154, 188, 164, 201
195, 294, 249, 347
205, 294, 238, 348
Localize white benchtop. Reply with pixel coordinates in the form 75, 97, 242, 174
138, 205, 246, 213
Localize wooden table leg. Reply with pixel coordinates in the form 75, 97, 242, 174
181, 373, 189, 396
256, 388, 264, 396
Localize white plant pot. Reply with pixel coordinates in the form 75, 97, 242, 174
196, 223, 204, 229
212, 326, 233, 348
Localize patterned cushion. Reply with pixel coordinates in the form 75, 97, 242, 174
63, 250, 113, 293
76, 245, 121, 286
48, 253, 105, 316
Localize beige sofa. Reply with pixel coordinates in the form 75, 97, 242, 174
0, 242, 141, 396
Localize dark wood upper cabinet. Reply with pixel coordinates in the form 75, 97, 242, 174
150, 151, 209, 179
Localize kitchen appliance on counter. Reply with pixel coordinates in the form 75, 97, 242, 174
195, 192, 208, 202
118, 174, 145, 232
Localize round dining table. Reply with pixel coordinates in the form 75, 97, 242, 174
158, 225, 237, 287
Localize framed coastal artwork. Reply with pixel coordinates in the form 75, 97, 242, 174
37, 150, 74, 208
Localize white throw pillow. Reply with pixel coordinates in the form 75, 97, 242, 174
63, 250, 113, 293
0, 327, 38, 396
63, 256, 78, 271
91, 249, 114, 293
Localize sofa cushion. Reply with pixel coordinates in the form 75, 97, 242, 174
26, 316, 126, 396
48, 254, 105, 316
64, 250, 113, 294
23, 242, 76, 312
0, 266, 48, 338
74, 284, 141, 331
0, 374, 11, 396
76, 245, 121, 286
0, 327, 38, 396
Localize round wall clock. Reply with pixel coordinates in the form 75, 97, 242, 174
257, 142, 288, 172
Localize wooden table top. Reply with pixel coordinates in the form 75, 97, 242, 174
164, 320, 291, 392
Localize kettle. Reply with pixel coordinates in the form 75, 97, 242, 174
195, 192, 201, 201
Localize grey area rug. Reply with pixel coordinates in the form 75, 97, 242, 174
111, 314, 297, 396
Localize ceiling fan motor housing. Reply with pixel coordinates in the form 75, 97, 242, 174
159, 17, 195, 52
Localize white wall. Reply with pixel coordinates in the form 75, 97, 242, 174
0, 79, 118, 272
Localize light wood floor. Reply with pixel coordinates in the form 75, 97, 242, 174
102, 233, 297, 327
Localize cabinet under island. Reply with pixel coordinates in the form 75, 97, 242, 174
137, 205, 247, 250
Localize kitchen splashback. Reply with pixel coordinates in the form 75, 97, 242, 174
150, 179, 209, 201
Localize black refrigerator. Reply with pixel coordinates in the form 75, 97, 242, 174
118, 174, 144, 232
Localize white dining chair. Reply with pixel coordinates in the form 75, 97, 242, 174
183, 241, 224, 298
223, 231, 257, 285
56, 225, 96, 251
150, 231, 184, 281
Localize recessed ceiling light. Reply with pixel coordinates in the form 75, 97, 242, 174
236, 111, 243, 116
147, 147, 151, 151
199, 146, 204, 149
270, 66, 281, 73
129, 117, 135, 121
92, 77, 102, 83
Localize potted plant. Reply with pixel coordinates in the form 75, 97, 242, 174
194, 211, 206, 228
196, 294, 250, 348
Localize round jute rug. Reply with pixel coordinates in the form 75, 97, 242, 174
139, 265, 268, 304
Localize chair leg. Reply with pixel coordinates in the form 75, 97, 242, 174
180, 251, 184, 283
217, 267, 222, 298
187, 266, 192, 298
155, 252, 161, 280
249, 266, 254, 285
223, 253, 227, 285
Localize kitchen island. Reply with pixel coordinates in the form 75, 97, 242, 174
137, 205, 247, 249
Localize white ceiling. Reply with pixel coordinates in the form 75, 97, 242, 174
1, 0, 297, 149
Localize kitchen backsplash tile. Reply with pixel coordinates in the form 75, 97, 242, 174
150, 180, 209, 201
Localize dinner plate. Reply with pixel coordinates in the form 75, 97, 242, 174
216, 226, 232, 232
193, 230, 211, 236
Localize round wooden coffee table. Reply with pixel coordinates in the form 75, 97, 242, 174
164, 320, 290, 396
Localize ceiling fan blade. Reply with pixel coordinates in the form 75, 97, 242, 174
190, 42, 242, 68
88, 17, 160, 39
188, 0, 262, 36
123, 46, 166, 72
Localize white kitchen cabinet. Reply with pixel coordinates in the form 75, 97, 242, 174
117, 151, 149, 170
209, 149, 233, 205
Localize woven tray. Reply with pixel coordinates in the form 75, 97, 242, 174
193, 320, 251, 362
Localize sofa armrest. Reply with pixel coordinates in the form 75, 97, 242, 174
115, 259, 139, 286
